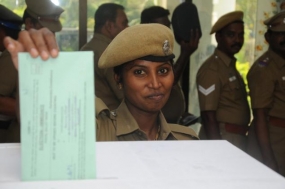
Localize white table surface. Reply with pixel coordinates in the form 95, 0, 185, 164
0, 140, 285, 189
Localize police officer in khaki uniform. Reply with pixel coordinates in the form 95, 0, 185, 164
96, 23, 198, 141
196, 11, 250, 150
0, 5, 22, 143
4, 24, 199, 141
0, 1, 63, 143
247, 11, 285, 176
140, 6, 199, 125
81, 3, 128, 110
23, 0, 64, 32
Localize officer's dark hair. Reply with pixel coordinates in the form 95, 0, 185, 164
216, 20, 244, 34
94, 3, 125, 32
140, 6, 170, 24
22, 9, 39, 26
113, 61, 129, 84
0, 25, 21, 40
113, 59, 174, 84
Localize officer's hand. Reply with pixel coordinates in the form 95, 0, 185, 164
3, 28, 59, 70
180, 29, 200, 57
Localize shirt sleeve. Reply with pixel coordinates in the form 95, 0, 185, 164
196, 69, 221, 111
247, 65, 274, 109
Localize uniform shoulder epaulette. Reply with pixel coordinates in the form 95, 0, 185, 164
169, 124, 199, 139
95, 97, 110, 117
257, 57, 270, 67
200, 54, 219, 71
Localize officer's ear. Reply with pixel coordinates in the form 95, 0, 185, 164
264, 31, 270, 43
114, 73, 122, 88
114, 74, 122, 84
24, 17, 34, 30
215, 32, 221, 44
105, 20, 115, 33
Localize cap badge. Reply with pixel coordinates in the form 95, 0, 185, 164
162, 40, 170, 55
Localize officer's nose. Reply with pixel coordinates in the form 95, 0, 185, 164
148, 73, 161, 89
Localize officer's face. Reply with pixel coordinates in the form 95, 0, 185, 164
110, 9, 129, 39
119, 60, 174, 113
216, 22, 244, 57
265, 30, 285, 57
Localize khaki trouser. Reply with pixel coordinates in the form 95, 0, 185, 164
269, 123, 285, 176
247, 123, 263, 162
247, 122, 285, 176
219, 123, 247, 151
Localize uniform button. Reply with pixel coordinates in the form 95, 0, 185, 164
215, 56, 218, 59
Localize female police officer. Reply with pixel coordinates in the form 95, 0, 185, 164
4, 24, 198, 141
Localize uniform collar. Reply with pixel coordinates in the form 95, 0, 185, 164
0, 49, 10, 57
268, 48, 285, 68
93, 32, 112, 44
95, 97, 111, 118
114, 100, 176, 139
214, 49, 236, 67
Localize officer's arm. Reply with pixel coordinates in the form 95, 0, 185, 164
0, 96, 16, 116
253, 108, 278, 172
173, 29, 199, 85
201, 110, 221, 139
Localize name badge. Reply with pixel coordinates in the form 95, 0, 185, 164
229, 76, 237, 82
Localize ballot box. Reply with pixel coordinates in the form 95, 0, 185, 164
0, 140, 285, 189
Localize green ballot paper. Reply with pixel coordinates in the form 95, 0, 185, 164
19, 52, 96, 181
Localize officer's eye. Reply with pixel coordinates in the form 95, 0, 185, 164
275, 32, 285, 36
226, 31, 235, 38
158, 68, 169, 74
238, 33, 244, 38
134, 69, 146, 75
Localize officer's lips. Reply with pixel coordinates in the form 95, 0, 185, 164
146, 93, 164, 101
231, 44, 242, 50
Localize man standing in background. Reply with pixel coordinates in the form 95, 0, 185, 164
247, 11, 285, 176
81, 3, 128, 110
196, 11, 250, 150
0, 0, 64, 142
0, 5, 23, 142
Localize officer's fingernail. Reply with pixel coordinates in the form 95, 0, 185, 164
51, 49, 58, 57
40, 50, 49, 60
30, 48, 39, 57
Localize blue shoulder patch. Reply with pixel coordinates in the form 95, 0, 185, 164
258, 57, 269, 67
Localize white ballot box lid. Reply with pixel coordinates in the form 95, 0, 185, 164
0, 140, 285, 189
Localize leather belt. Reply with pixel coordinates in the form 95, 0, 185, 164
224, 123, 248, 135
269, 116, 285, 128
0, 120, 11, 129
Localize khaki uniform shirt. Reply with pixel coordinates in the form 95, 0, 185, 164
247, 49, 285, 119
0, 50, 17, 97
81, 33, 123, 110
196, 49, 250, 126
0, 50, 20, 142
95, 98, 198, 141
